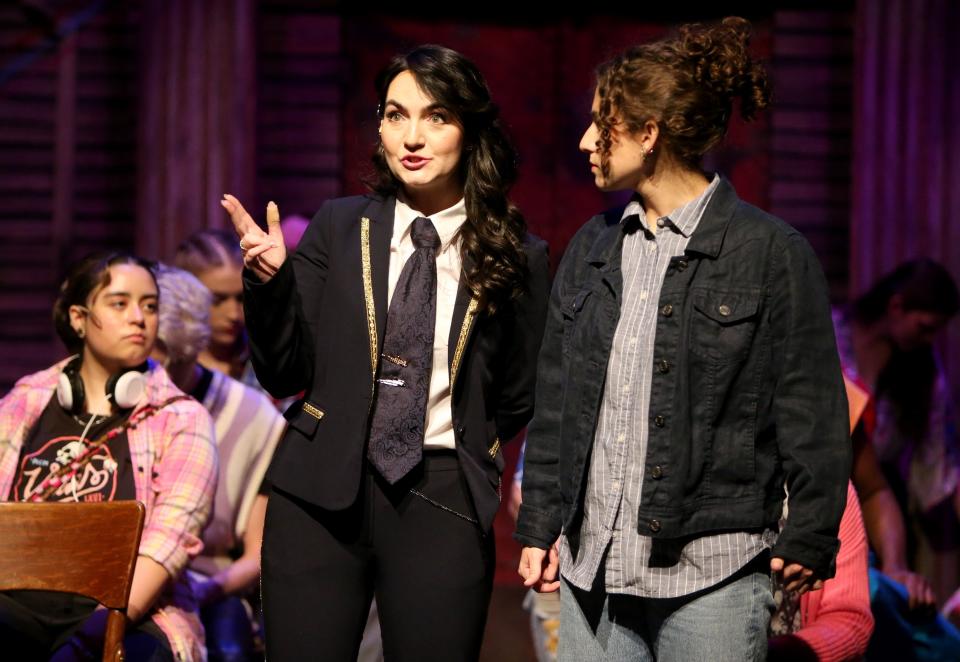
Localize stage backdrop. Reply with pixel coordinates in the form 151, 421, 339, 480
851, 0, 960, 391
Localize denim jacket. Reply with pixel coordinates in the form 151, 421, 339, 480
515, 178, 850, 578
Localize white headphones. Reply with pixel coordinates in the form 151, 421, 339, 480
56, 356, 147, 414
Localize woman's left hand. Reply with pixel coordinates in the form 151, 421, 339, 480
771, 557, 824, 594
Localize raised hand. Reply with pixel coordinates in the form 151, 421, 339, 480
220, 194, 286, 283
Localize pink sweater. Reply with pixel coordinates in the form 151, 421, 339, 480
794, 483, 874, 660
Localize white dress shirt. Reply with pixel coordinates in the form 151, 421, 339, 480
388, 196, 466, 450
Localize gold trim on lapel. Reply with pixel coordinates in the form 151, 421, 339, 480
360, 217, 378, 379
488, 437, 501, 458
449, 296, 479, 390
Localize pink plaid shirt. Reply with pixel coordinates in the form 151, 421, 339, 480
0, 360, 217, 661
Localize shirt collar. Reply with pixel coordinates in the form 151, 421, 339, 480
394, 196, 467, 251
620, 173, 721, 238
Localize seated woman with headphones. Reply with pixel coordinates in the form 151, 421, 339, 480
0, 252, 217, 662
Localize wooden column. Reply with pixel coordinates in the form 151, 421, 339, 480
136, 0, 257, 261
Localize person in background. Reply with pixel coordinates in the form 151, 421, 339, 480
174, 230, 262, 394
151, 264, 285, 662
833, 259, 960, 606
0, 252, 216, 661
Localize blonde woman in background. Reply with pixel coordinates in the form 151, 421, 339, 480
152, 264, 285, 662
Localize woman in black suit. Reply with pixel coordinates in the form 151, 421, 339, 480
222, 44, 549, 661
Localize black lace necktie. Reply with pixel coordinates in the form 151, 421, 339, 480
367, 216, 441, 483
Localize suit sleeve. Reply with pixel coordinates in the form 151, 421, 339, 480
494, 238, 551, 443
243, 202, 333, 399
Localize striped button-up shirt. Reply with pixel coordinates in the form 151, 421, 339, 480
559, 175, 773, 598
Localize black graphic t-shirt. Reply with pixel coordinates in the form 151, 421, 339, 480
2, 398, 148, 650
13, 397, 136, 503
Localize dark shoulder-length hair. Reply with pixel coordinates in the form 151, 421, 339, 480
852, 258, 960, 325
368, 44, 527, 314
53, 252, 158, 354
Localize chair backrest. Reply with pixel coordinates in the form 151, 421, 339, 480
0, 501, 145, 661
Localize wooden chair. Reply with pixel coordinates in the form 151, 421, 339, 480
0, 501, 145, 662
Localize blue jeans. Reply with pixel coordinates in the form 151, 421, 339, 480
559, 562, 775, 662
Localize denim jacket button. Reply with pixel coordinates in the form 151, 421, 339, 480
661, 304, 673, 317
677, 260, 688, 271
718, 304, 732, 317
657, 359, 670, 374
651, 465, 663, 479
649, 519, 661, 533
654, 415, 665, 427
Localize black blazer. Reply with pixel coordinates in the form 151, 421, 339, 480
244, 193, 550, 531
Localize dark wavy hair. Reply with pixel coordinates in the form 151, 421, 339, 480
852, 259, 959, 442
594, 16, 771, 174
852, 259, 960, 324
368, 44, 527, 314
53, 252, 158, 354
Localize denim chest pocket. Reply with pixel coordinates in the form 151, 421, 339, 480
689, 288, 761, 363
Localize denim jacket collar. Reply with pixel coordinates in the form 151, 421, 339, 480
584, 208, 630, 270
683, 176, 739, 259
584, 176, 740, 270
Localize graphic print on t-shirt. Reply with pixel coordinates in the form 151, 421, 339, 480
14, 435, 120, 502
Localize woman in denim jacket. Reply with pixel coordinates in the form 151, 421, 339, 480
516, 17, 850, 661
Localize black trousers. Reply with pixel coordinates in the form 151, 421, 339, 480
262, 452, 496, 662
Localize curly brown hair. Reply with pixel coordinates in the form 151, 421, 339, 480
368, 45, 527, 315
595, 16, 771, 174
